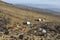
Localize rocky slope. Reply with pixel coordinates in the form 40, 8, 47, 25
0, 1, 60, 40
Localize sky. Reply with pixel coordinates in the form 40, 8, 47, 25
1, 0, 60, 12
1, 0, 60, 5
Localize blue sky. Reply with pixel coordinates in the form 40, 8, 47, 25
1, 0, 60, 12
2, 0, 60, 8
2, 0, 60, 4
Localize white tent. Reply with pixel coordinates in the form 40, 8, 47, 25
26, 21, 31, 25
42, 29, 46, 33
39, 28, 47, 34
39, 18, 46, 22
23, 21, 31, 25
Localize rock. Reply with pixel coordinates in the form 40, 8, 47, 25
19, 34, 23, 39
4, 30, 9, 35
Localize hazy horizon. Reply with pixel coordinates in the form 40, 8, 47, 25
1, 0, 60, 12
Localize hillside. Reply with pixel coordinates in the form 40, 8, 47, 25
0, 1, 60, 40
0, 1, 60, 22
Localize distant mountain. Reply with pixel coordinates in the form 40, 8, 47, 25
15, 4, 60, 16
28, 4, 60, 12
18, 4, 60, 12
